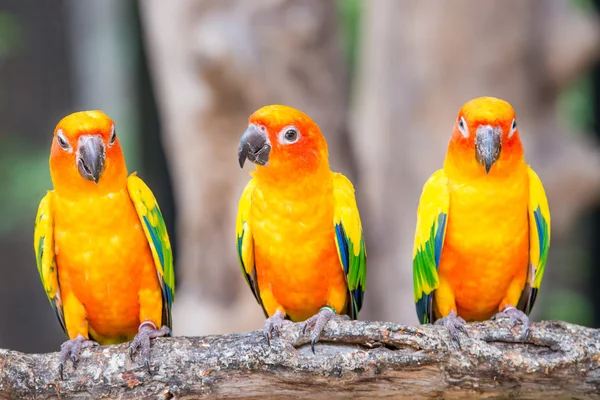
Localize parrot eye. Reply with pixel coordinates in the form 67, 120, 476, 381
457, 117, 469, 138
108, 125, 117, 147
56, 130, 71, 151
280, 126, 300, 144
509, 119, 517, 138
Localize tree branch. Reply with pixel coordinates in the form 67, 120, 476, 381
0, 320, 598, 399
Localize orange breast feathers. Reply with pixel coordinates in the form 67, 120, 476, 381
250, 173, 348, 322
436, 170, 530, 321
53, 191, 162, 342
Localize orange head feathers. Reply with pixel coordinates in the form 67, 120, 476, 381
446, 97, 524, 175
50, 110, 127, 195
238, 105, 329, 175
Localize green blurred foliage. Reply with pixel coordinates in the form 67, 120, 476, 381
537, 216, 594, 325
542, 290, 594, 326
550, 0, 598, 326
559, 74, 595, 132
0, 12, 23, 60
0, 12, 45, 235
0, 140, 50, 235
571, 0, 596, 12
337, 0, 360, 79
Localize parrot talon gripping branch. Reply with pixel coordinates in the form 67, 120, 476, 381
433, 310, 468, 346
57, 334, 98, 379
263, 309, 290, 344
302, 306, 351, 353
236, 105, 367, 353
34, 111, 175, 379
491, 305, 531, 339
412, 97, 551, 343
129, 322, 172, 372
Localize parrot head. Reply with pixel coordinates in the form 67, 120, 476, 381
238, 105, 329, 174
50, 110, 127, 193
447, 97, 523, 175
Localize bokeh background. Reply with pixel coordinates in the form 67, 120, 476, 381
1, 0, 599, 353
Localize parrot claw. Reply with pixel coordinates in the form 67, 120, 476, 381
302, 307, 349, 353
435, 310, 468, 347
263, 310, 290, 345
57, 334, 99, 379
492, 306, 531, 339
129, 321, 171, 373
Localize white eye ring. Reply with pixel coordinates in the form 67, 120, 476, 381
509, 119, 517, 138
278, 125, 300, 144
457, 117, 469, 138
108, 124, 116, 147
56, 129, 72, 152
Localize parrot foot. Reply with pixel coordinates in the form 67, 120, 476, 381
263, 309, 291, 345
58, 334, 99, 379
129, 321, 171, 372
435, 310, 468, 346
302, 306, 350, 354
492, 306, 531, 339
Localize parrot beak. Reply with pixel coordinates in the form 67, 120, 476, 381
238, 124, 271, 168
475, 125, 502, 174
77, 135, 106, 184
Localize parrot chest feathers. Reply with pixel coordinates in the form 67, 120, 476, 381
250, 182, 335, 261
53, 190, 158, 336
249, 180, 348, 320
440, 171, 530, 319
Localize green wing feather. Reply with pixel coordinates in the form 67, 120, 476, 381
34, 191, 67, 334
413, 169, 449, 324
517, 167, 551, 314
235, 178, 267, 316
127, 174, 175, 329
332, 173, 367, 319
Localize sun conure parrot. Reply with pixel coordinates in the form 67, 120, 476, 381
34, 111, 175, 377
412, 97, 550, 341
236, 105, 366, 350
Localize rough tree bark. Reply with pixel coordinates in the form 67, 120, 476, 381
351, 0, 600, 325
139, 0, 352, 336
0, 320, 598, 399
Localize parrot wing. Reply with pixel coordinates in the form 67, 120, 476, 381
236, 178, 266, 316
127, 173, 175, 329
34, 191, 67, 334
413, 169, 449, 324
332, 173, 367, 319
517, 167, 551, 314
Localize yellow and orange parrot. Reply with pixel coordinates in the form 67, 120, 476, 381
236, 105, 366, 350
413, 97, 550, 341
34, 111, 174, 377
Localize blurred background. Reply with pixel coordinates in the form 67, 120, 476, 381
0, 0, 599, 353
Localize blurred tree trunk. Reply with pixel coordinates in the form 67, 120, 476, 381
351, 0, 600, 325
139, 0, 351, 335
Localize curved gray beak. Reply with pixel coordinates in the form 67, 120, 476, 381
77, 135, 105, 184
238, 124, 271, 168
475, 125, 502, 174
